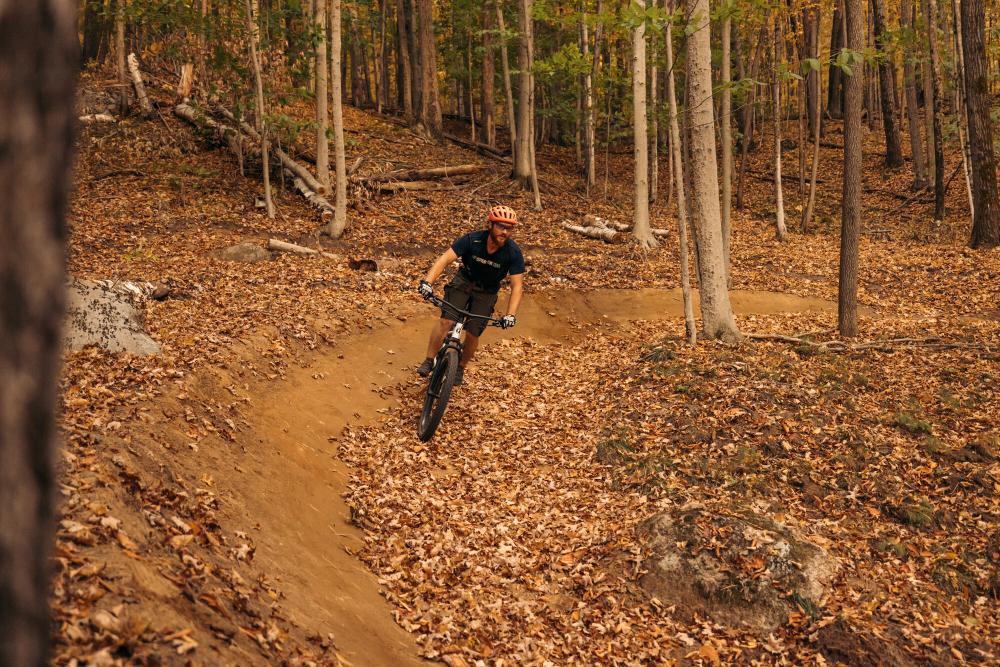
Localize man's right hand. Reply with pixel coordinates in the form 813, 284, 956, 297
418, 280, 433, 299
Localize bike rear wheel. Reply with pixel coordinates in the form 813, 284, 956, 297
417, 347, 459, 441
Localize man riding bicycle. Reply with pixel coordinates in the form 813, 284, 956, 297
417, 204, 525, 386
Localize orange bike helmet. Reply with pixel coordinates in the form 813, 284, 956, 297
488, 204, 518, 225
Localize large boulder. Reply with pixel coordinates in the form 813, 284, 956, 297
637, 506, 837, 632
65, 279, 161, 355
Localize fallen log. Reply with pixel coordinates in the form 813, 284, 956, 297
357, 163, 488, 183
267, 238, 342, 260
561, 221, 623, 243
127, 53, 153, 115
174, 103, 243, 156
441, 132, 512, 162
582, 215, 670, 238
79, 113, 116, 124
374, 179, 469, 193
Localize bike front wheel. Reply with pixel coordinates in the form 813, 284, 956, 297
417, 348, 459, 441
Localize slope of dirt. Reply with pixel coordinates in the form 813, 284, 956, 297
55, 69, 1000, 664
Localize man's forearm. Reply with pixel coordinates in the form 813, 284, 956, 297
506, 284, 523, 316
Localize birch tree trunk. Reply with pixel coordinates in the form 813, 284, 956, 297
687, 0, 739, 341
840, 0, 865, 337
665, 0, 696, 343
962, 0, 1000, 247
631, 0, 655, 247
324, 0, 348, 237
0, 3, 76, 664
514, 0, 533, 187
245, 0, 274, 217
773, 18, 787, 242
584, 0, 602, 191
315, 0, 330, 191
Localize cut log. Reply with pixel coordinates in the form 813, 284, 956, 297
267, 238, 342, 260
581, 214, 669, 237
560, 221, 624, 243
174, 103, 243, 156
78, 113, 116, 124
127, 53, 153, 115
358, 163, 487, 183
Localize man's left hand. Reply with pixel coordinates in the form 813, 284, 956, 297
499, 315, 516, 329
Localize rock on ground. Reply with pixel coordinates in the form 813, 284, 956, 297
217, 242, 271, 263
637, 506, 837, 632
65, 279, 161, 355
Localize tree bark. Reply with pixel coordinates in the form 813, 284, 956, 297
115, 1, 128, 114
840, 0, 865, 337
901, 0, 928, 188
802, 10, 823, 232
315, 0, 330, 191
497, 2, 518, 157
324, 0, 348, 236
245, 0, 274, 217
482, 4, 496, 148
396, 0, 414, 122
720, 10, 732, 268
871, 0, 904, 167
828, 0, 845, 118
127, 53, 153, 116
922, 0, 945, 220
665, 0, 696, 344
631, 0, 654, 247
416, 0, 442, 139
0, 3, 76, 665
773, 18, 788, 242
962, 0, 1000, 247
514, 0, 533, 187
950, 0, 974, 217
648, 11, 659, 205
687, 0, 739, 341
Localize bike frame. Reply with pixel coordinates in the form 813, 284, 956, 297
427, 293, 502, 364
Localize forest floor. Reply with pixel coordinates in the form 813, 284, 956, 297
53, 68, 999, 666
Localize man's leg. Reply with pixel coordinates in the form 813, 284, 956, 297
460, 332, 480, 367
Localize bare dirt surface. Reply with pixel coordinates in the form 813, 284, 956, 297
54, 70, 999, 665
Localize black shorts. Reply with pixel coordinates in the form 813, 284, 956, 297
441, 273, 498, 336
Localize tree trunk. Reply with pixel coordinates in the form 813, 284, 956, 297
720, 10, 732, 269
315, 0, 330, 191
840, 0, 865, 337
631, 0, 655, 247
416, 0, 442, 139
828, 0, 845, 118
526, 10, 541, 209
871, 0, 904, 167
115, 0, 128, 114
648, 16, 658, 206
665, 0, 696, 344
802, 10, 824, 232
0, 3, 75, 665
482, 4, 496, 147
497, 2, 517, 156
514, 0, 533, 187
922, 0, 945, 220
962, 0, 1000, 247
687, 0, 739, 341
735, 19, 768, 210
323, 0, 348, 236
901, 0, 928, 188
584, 0, 602, 191
396, 0, 413, 122
950, 0, 974, 217
773, 19, 787, 241
245, 0, 274, 217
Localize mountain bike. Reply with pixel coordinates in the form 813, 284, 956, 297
417, 292, 502, 441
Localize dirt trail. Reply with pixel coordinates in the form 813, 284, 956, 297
236, 287, 840, 665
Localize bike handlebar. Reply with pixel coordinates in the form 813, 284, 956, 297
426, 293, 503, 326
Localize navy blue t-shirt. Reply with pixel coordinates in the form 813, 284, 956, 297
451, 230, 525, 294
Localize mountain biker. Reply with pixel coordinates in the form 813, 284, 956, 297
416, 204, 525, 386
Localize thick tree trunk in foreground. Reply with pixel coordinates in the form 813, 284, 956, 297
324, 0, 349, 237
0, 3, 76, 665
631, 0, 655, 248
871, 0, 904, 167
840, 0, 865, 337
962, 0, 1000, 247
686, 0, 739, 341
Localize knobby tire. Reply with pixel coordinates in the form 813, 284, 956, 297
417, 347, 458, 441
